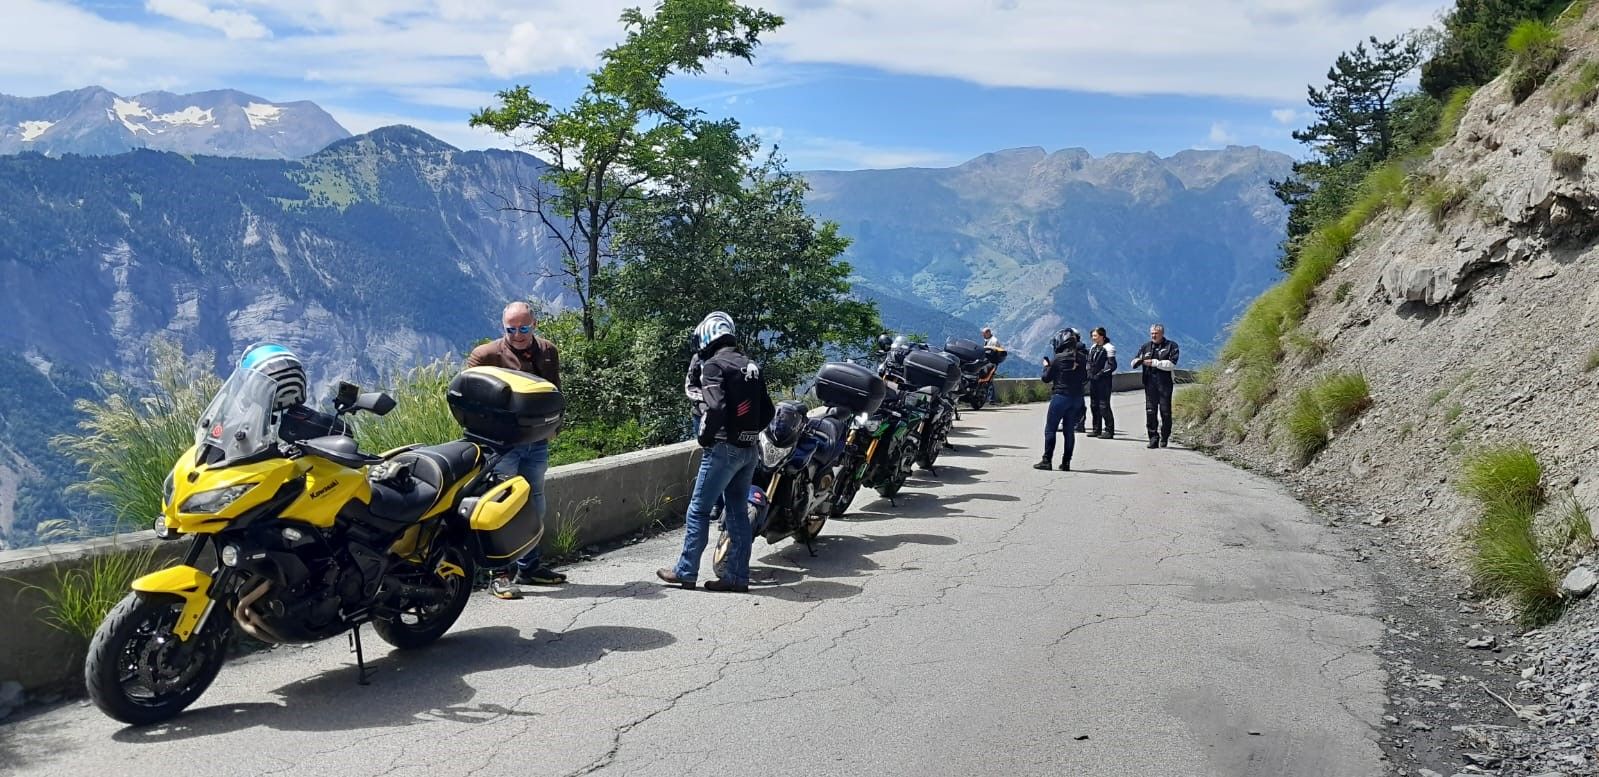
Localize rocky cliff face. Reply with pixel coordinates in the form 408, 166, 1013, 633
0, 87, 349, 159
803, 145, 1292, 360
1191, 12, 1599, 772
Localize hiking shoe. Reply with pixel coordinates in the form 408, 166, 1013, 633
656, 568, 695, 589
514, 566, 567, 586
1147, 439, 1159, 449
1159, 438, 1169, 448
703, 578, 749, 593
1059, 460, 1071, 471
489, 575, 523, 600
1032, 458, 1053, 470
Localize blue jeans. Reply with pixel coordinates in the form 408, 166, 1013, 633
493, 440, 549, 572
1043, 394, 1083, 463
674, 442, 758, 584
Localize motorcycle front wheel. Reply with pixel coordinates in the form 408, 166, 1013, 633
85, 592, 228, 726
876, 436, 919, 499
373, 544, 475, 650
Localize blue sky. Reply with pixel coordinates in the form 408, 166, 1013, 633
5, 0, 1449, 169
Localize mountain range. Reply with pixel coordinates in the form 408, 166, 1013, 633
803, 145, 1293, 360
0, 91, 1292, 546
0, 87, 349, 159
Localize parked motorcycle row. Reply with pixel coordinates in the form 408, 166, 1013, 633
83, 337, 1007, 726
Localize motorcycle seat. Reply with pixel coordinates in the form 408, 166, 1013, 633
367, 441, 482, 523
812, 417, 847, 446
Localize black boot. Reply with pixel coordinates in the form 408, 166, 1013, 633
1159, 437, 1169, 448
1147, 438, 1159, 449
1058, 458, 1071, 471
1033, 457, 1053, 470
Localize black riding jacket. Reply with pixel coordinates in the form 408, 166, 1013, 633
1041, 342, 1090, 397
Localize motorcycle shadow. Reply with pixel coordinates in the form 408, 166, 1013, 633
907, 463, 982, 486
845, 490, 1022, 520
755, 532, 958, 582
110, 624, 675, 742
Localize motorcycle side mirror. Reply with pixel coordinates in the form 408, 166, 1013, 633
355, 391, 397, 416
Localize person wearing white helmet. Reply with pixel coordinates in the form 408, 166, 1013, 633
658, 311, 774, 593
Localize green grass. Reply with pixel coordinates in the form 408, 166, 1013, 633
1173, 383, 1215, 425
355, 360, 461, 455
13, 543, 160, 643
1426, 387, 1450, 407
1584, 346, 1599, 372
1457, 444, 1561, 624
1554, 494, 1595, 553
1444, 403, 1465, 423
1556, 111, 1575, 128
546, 496, 599, 559
1333, 281, 1353, 303
1283, 389, 1330, 463
1448, 423, 1470, 444
1438, 87, 1477, 141
1422, 181, 1470, 227
1459, 445, 1545, 511
1317, 372, 1371, 427
1552, 149, 1588, 176
1287, 330, 1329, 362
1472, 501, 1564, 625
1560, 60, 1599, 107
51, 340, 220, 532
1507, 20, 1563, 103
1398, 422, 1415, 440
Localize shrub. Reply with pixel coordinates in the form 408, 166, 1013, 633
1554, 493, 1595, 553
1173, 383, 1215, 425
1507, 20, 1562, 102
1333, 281, 1354, 303
1283, 389, 1330, 463
1559, 59, 1599, 108
1472, 500, 1563, 625
1287, 330, 1329, 362
14, 542, 160, 643
1459, 444, 1544, 512
1586, 346, 1599, 372
1422, 181, 1469, 226
1317, 372, 1371, 427
355, 360, 460, 455
1552, 149, 1587, 176
52, 340, 220, 533
1438, 87, 1477, 141
1444, 403, 1465, 423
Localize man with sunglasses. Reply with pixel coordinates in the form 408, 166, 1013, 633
466, 301, 566, 598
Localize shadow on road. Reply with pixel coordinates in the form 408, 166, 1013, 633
755, 531, 958, 584
108, 625, 674, 743
847, 490, 1020, 520
1071, 468, 1137, 476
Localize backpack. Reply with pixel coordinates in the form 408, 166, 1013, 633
714, 352, 777, 438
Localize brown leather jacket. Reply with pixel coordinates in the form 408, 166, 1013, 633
465, 336, 560, 387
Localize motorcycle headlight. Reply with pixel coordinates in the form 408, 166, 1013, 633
179, 484, 255, 515
855, 412, 871, 426
759, 435, 792, 469
161, 471, 175, 508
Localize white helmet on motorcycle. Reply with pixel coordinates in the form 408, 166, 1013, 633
694, 311, 736, 352
240, 343, 307, 411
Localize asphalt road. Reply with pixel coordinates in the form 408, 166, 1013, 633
0, 394, 1387, 777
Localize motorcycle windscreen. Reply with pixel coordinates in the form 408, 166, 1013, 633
194, 367, 279, 463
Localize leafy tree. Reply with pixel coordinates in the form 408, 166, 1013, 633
469, 0, 784, 340
1292, 35, 1425, 165
1421, 0, 1571, 98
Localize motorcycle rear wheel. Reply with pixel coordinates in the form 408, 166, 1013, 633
373, 544, 475, 650
85, 592, 227, 726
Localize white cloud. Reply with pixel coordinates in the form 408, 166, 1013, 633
763, 0, 1444, 101
1208, 122, 1239, 145
1271, 108, 1300, 125
146, 0, 270, 40
484, 21, 593, 78
761, 129, 962, 170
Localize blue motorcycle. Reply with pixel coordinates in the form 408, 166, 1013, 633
713, 401, 851, 570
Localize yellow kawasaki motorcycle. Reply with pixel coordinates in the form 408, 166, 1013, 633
85, 347, 562, 725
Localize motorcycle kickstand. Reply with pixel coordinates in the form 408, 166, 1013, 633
349, 624, 373, 686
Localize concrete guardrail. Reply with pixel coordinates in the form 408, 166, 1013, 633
993, 370, 1196, 403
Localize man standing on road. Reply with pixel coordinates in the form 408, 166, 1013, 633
981, 327, 1002, 406
1087, 327, 1117, 438
466, 301, 568, 598
658, 312, 775, 593
1132, 323, 1180, 449
1036, 328, 1089, 472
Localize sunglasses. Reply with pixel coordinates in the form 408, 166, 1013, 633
504, 325, 533, 334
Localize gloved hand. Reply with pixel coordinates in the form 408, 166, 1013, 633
698, 431, 717, 449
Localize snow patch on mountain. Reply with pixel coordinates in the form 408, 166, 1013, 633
17, 121, 52, 142
242, 102, 282, 129
155, 106, 214, 127
110, 98, 154, 134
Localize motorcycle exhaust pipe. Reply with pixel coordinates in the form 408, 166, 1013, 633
234, 579, 288, 645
